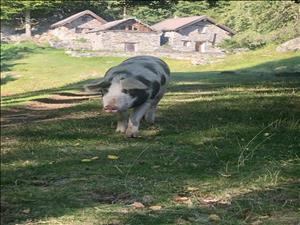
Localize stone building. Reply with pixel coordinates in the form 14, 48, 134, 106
152, 16, 235, 53
86, 18, 160, 52
50, 10, 107, 33
49, 11, 160, 52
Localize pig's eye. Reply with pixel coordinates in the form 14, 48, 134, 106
100, 89, 108, 97
122, 89, 128, 94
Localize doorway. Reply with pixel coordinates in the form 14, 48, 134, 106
195, 41, 206, 53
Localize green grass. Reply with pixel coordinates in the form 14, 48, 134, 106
1, 42, 300, 225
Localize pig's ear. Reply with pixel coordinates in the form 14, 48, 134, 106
84, 79, 111, 93
121, 78, 148, 90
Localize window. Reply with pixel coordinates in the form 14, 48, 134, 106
128, 25, 132, 30
124, 42, 136, 52
182, 40, 191, 47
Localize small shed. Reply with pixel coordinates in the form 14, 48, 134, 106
50, 10, 107, 34
152, 16, 235, 53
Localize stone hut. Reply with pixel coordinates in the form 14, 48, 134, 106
152, 16, 235, 53
49, 10, 107, 41
86, 18, 161, 52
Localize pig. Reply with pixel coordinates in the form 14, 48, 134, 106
85, 56, 170, 137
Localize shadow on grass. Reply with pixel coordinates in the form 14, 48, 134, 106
0, 43, 44, 73
1, 74, 18, 86
1, 56, 300, 225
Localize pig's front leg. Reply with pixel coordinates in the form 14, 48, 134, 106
116, 111, 128, 133
126, 102, 151, 138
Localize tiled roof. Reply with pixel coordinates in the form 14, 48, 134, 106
89, 17, 155, 32
151, 16, 235, 34
50, 10, 107, 29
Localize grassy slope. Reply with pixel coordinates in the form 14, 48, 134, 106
1, 43, 300, 225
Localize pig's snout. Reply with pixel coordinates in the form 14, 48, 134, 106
104, 105, 119, 113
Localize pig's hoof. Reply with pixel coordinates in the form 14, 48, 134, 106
116, 126, 126, 133
125, 127, 138, 138
145, 112, 155, 124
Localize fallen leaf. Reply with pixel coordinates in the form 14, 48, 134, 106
81, 156, 99, 162
22, 208, 31, 214
151, 165, 160, 169
176, 218, 191, 225
187, 187, 199, 191
149, 205, 162, 211
251, 220, 263, 225
81, 159, 92, 162
108, 155, 119, 160
131, 201, 145, 209
191, 163, 198, 168
208, 214, 221, 222
175, 196, 189, 202
74, 142, 80, 146
201, 198, 219, 204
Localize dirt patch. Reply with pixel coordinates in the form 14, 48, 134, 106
1, 91, 99, 126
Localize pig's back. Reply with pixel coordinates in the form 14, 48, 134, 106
104, 56, 170, 86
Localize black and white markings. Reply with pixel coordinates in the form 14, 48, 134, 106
85, 55, 170, 137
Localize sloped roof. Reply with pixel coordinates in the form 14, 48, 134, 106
89, 17, 155, 32
50, 10, 107, 29
151, 16, 235, 35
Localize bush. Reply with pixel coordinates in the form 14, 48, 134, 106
219, 31, 266, 50
220, 21, 300, 51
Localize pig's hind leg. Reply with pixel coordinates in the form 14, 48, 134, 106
144, 89, 165, 124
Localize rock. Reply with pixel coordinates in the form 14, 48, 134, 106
130, 201, 145, 209
276, 37, 300, 52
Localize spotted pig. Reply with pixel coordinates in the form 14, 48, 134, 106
85, 56, 170, 137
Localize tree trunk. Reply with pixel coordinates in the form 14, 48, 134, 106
123, 5, 127, 19
25, 9, 31, 38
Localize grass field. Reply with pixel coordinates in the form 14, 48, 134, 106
1, 42, 300, 225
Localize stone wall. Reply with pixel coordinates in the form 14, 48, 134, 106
64, 15, 104, 32
164, 21, 232, 53
86, 30, 161, 52
65, 49, 226, 65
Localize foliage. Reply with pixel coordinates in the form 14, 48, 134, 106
0, 0, 61, 21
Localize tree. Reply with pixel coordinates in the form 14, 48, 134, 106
1, 0, 61, 38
